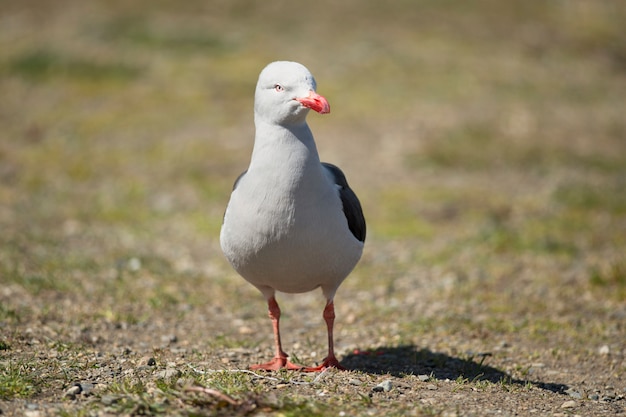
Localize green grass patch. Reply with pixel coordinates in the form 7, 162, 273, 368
554, 180, 626, 214
0, 360, 39, 400
475, 212, 580, 256
413, 122, 501, 171
590, 260, 626, 301
102, 377, 170, 415
7, 49, 142, 82
1, 266, 69, 295
411, 121, 626, 175
371, 188, 436, 239
0, 303, 20, 323
96, 15, 233, 53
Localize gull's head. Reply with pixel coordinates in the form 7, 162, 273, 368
254, 61, 330, 126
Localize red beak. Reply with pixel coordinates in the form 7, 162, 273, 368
295, 91, 330, 114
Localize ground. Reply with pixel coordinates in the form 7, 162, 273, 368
1, 1, 625, 416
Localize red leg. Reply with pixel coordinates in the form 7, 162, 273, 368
249, 297, 302, 371
303, 301, 346, 372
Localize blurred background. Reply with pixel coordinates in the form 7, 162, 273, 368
1, 0, 625, 371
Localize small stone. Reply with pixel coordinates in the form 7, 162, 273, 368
127, 257, 141, 271
417, 374, 430, 382
589, 394, 599, 401
239, 326, 254, 334
161, 334, 177, 344
64, 384, 82, 399
372, 379, 393, 392
380, 380, 393, 392
348, 378, 362, 386
565, 388, 582, 399
598, 345, 610, 355
561, 400, 577, 409
426, 384, 437, 390
79, 382, 94, 395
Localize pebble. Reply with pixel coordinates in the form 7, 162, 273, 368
372, 380, 393, 392
238, 326, 254, 334
380, 380, 393, 392
561, 400, 577, 409
598, 345, 610, 355
127, 257, 141, 271
64, 384, 82, 399
161, 334, 177, 344
417, 374, 430, 382
426, 384, 438, 390
565, 388, 582, 399
79, 382, 94, 395
63, 381, 96, 399
348, 378, 363, 386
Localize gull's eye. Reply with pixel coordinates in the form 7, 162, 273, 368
274, 84, 284, 92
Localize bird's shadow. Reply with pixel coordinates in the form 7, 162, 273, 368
340, 344, 568, 394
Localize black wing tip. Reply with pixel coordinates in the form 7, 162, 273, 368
322, 162, 366, 242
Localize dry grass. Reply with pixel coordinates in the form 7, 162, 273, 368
1, 0, 625, 416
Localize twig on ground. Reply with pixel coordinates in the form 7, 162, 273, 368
312, 367, 331, 384
184, 386, 240, 406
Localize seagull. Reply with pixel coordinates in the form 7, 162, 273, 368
220, 61, 366, 371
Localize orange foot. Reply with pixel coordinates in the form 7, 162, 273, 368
303, 356, 346, 372
249, 357, 303, 371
